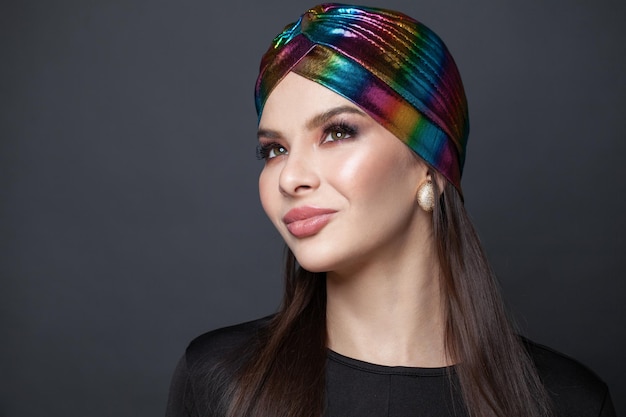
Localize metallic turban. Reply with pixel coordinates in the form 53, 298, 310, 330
255, 3, 469, 192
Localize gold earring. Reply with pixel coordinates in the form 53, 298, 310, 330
417, 180, 435, 212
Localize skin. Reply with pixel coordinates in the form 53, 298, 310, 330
258, 72, 449, 368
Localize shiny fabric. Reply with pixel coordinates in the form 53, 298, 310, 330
255, 4, 469, 192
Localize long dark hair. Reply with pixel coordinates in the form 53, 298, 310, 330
221, 180, 553, 417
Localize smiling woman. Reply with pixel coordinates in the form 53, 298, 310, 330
165, 4, 615, 417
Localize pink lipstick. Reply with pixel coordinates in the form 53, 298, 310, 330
282, 206, 337, 238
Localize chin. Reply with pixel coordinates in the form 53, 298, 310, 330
289, 246, 337, 274
292, 255, 331, 274
283, 232, 354, 274
292, 248, 357, 275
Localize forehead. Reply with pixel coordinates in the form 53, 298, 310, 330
259, 72, 360, 127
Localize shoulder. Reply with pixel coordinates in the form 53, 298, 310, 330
523, 339, 615, 417
165, 316, 272, 417
184, 315, 273, 372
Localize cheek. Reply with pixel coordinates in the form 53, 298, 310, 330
331, 145, 415, 198
258, 168, 278, 221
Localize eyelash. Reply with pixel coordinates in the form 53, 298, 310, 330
256, 121, 359, 161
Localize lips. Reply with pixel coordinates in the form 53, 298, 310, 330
282, 206, 337, 238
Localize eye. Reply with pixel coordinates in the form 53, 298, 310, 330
322, 123, 357, 143
257, 142, 288, 160
268, 145, 288, 158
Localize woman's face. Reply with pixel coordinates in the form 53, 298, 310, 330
258, 72, 431, 275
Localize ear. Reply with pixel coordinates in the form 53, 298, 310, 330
411, 156, 446, 196
429, 171, 447, 196
417, 169, 446, 196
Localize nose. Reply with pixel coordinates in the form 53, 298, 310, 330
278, 145, 320, 197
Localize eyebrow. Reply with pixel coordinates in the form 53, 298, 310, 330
257, 105, 366, 140
305, 105, 367, 130
257, 128, 282, 141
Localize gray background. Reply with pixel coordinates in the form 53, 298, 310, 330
1, 1, 624, 416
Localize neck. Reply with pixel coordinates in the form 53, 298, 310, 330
325, 242, 448, 368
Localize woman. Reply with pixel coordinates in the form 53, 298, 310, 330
166, 4, 614, 417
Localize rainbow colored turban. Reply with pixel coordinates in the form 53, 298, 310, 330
255, 3, 469, 192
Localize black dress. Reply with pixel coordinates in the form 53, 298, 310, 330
165, 317, 615, 417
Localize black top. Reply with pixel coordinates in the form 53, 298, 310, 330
165, 317, 615, 417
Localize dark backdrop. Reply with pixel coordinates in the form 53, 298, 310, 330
2, 1, 624, 416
